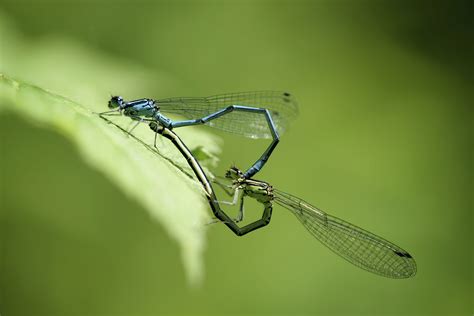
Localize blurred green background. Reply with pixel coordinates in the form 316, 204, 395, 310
0, 1, 472, 315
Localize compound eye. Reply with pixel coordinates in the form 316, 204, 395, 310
108, 96, 124, 109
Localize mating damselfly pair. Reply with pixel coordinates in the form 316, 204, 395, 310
100, 91, 416, 278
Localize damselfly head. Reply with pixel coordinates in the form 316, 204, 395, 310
225, 167, 244, 180
108, 96, 125, 109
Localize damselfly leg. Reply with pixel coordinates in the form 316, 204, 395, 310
222, 166, 417, 278
104, 91, 297, 179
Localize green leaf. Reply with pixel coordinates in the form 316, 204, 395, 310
0, 73, 218, 285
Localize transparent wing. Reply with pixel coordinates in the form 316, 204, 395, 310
273, 189, 417, 278
158, 91, 298, 139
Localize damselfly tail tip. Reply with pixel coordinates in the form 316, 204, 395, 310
225, 166, 243, 180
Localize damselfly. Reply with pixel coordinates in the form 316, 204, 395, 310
214, 167, 417, 278
99, 113, 273, 236
101, 91, 298, 178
